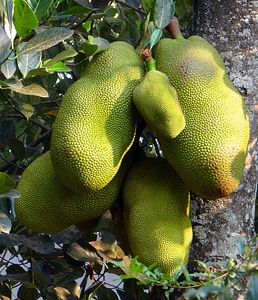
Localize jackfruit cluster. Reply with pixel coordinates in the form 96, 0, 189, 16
15, 41, 143, 234
15, 17, 249, 276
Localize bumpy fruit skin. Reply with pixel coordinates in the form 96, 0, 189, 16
122, 157, 192, 275
15, 151, 132, 234
50, 41, 145, 193
133, 69, 185, 138
154, 36, 250, 199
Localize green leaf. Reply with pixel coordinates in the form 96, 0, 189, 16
84, 282, 104, 300
17, 27, 74, 55
51, 225, 82, 244
13, 0, 38, 37
220, 287, 234, 300
175, 0, 193, 18
92, 0, 109, 9
17, 103, 34, 120
8, 138, 25, 161
149, 28, 162, 49
245, 274, 258, 300
183, 286, 216, 299
24, 235, 55, 255
0, 232, 24, 247
198, 285, 225, 297
1, 0, 17, 42
196, 260, 211, 275
92, 37, 109, 54
6, 264, 26, 274
178, 261, 191, 281
83, 20, 92, 33
73, 0, 98, 8
60, 5, 95, 16
45, 61, 72, 73
142, 0, 156, 15
229, 275, 243, 291
54, 269, 84, 286
1, 49, 17, 79
27, 0, 54, 20
66, 242, 102, 264
0, 196, 14, 222
232, 233, 246, 257
17, 281, 40, 300
0, 173, 16, 194
17, 42, 42, 77
0, 282, 11, 300
0, 25, 11, 55
154, 0, 175, 29
80, 42, 99, 57
31, 261, 51, 286
53, 286, 79, 300
128, 257, 146, 274
0, 80, 9, 88
0, 210, 12, 233
80, 37, 109, 57
43, 49, 78, 67
25, 67, 51, 78
6, 80, 49, 98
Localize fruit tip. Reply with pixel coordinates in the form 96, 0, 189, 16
166, 17, 184, 40
140, 48, 156, 71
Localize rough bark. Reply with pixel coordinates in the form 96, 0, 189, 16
186, 0, 258, 271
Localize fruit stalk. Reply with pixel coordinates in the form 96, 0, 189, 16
140, 48, 156, 71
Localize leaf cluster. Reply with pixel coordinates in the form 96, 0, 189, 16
2, 218, 257, 300
112, 233, 258, 299
11, 1, 257, 300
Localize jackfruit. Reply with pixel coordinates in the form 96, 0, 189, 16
122, 157, 192, 275
50, 41, 145, 193
154, 17, 249, 199
133, 69, 185, 138
74, 216, 101, 233
15, 151, 132, 234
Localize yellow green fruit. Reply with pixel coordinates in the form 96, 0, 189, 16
122, 157, 192, 275
50, 41, 145, 193
74, 216, 101, 233
133, 69, 185, 138
154, 22, 249, 199
15, 151, 131, 234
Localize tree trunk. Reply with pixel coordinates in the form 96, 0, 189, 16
186, 0, 258, 272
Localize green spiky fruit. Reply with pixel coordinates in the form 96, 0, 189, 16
122, 157, 192, 275
15, 151, 131, 234
154, 18, 249, 199
133, 69, 185, 138
50, 41, 145, 193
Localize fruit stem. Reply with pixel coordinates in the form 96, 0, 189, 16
140, 48, 156, 71
165, 17, 184, 40
146, 56, 156, 71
